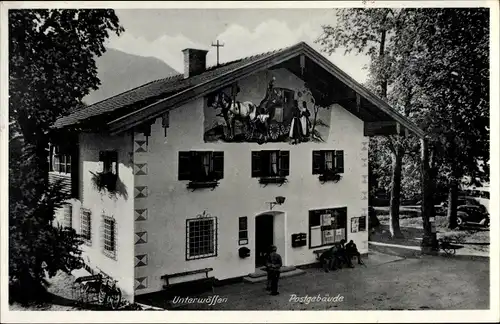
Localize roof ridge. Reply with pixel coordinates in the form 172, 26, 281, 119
55, 42, 303, 126
204, 45, 292, 71
80, 72, 182, 109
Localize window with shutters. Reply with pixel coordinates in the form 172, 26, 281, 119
309, 207, 347, 248
251, 150, 290, 185
92, 151, 118, 192
186, 217, 218, 260
100, 151, 118, 175
178, 151, 224, 190
312, 150, 344, 183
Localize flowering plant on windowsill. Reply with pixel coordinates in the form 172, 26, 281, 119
318, 168, 343, 184
90, 171, 118, 192
259, 176, 288, 187
187, 172, 221, 191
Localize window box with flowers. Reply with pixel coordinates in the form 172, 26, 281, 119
312, 150, 344, 184
91, 151, 118, 193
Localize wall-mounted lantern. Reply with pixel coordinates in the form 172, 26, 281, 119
268, 196, 286, 210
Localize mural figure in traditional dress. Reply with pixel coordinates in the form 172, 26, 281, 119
289, 100, 302, 145
299, 98, 312, 138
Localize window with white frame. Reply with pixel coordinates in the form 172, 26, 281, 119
186, 217, 218, 260
50, 145, 72, 174
102, 215, 116, 258
80, 208, 92, 244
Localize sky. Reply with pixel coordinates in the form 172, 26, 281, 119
105, 9, 371, 83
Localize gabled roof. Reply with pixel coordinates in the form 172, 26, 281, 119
53, 41, 425, 138
53, 47, 291, 129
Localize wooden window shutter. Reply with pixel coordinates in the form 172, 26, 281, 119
178, 151, 192, 180
335, 150, 344, 173
251, 151, 262, 178
212, 151, 224, 180
279, 150, 290, 177
71, 144, 79, 199
312, 151, 323, 174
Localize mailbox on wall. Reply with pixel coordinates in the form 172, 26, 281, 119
239, 247, 250, 258
291, 233, 307, 247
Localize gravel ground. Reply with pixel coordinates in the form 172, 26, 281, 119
166, 254, 489, 310
10, 252, 489, 311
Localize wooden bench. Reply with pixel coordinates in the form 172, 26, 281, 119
161, 268, 215, 297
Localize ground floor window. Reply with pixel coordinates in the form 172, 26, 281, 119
186, 217, 218, 260
102, 215, 116, 259
309, 207, 347, 248
80, 208, 92, 245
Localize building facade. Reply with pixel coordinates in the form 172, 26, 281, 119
51, 41, 422, 301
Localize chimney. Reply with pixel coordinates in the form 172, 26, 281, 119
182, 48, 208, 79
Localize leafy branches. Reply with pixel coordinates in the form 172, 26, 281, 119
9, 9, 124, 304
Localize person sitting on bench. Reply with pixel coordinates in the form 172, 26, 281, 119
319, 245, 338, 272
346, 240, 364, 265
336, 239, 354, 268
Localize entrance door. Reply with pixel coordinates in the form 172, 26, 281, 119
255, 215, 274, 267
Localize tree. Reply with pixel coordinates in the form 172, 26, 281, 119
411, 9, 489, 229
381, 8, 489, 230
317, 8, 408, 238
9, 9, 124, 304
317, 8, 489, 242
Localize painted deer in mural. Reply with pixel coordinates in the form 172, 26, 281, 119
209, 77, 279, 141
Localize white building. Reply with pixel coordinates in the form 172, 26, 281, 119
50, 42, 423, 302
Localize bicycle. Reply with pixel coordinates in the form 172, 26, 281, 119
95, 267, 122, 309
77, 266, 121, 309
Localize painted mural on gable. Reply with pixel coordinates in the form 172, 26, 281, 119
204, 77, 331, 144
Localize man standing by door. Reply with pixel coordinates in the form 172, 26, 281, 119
266, 245, 282, 296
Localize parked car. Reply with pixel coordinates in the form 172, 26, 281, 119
440, 197, 488, 215
456, 205, 489, 228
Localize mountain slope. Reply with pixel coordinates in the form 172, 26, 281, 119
83, 48, 179, 105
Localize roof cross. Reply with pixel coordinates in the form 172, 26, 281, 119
211, 40, 224, 66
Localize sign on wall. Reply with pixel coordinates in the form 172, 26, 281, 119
351, 217, 359, 233
204, 77, 331, 144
